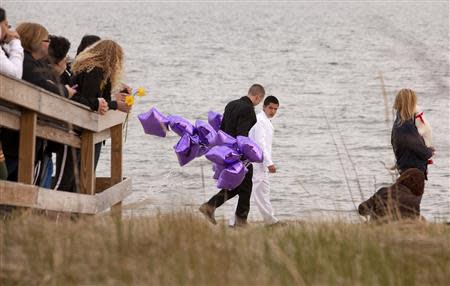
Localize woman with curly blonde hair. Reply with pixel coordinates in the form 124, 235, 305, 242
68, 39, 130, 176
391, 88, 434, 179
71, 39, 129, 115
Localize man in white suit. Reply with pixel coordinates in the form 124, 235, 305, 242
229, 96, 280, 226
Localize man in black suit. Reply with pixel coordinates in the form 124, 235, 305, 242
199, 84, 265, 226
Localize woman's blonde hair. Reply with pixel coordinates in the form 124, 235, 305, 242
393, 88, 417, 123
72, 39, 124, 89
16, 22, 48, 53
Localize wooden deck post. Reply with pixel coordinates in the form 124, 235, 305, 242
110, 123, 123, 218
80, 131, 95, 195
18, 110, 37, 184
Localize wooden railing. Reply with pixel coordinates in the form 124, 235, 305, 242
0, 73, 132, 216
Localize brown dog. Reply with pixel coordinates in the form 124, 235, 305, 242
358, 168, 425, 221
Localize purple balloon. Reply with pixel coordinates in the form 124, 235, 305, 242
215, 130, 237, 148
205, 145, 241, 165
195, 120, 217, 147
208, 111, 223, 132
174, 134, 200, 166
138, 107, 169, 137
168, 115, 195, 137
196, 136, 210, 157
237, 136, 264, 163
212, 163, 226, 180
217, 161, 247, 190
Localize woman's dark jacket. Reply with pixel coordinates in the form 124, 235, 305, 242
391, 116, 432, 175
22, 51, 69, 97
71, 67, 117, 111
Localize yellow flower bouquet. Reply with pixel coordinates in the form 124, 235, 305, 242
124, 87, 147, 141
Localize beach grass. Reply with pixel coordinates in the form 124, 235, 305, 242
1, 212, 449, 286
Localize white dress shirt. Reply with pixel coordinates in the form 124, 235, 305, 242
249, 111, 274, 169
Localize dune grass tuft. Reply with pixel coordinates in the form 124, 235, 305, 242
1, 212, 449, 285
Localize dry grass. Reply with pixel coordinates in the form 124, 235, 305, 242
1, 212, 449, 286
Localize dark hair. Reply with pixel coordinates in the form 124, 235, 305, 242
264, 95, 279, 106
248, 84, 265, 97
76, 34, 101, 55
48, 35, 71, 63
0, 8, 5, 22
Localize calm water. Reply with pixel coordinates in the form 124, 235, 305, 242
5, 1, 449, 221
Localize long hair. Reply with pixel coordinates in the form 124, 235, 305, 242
16, 22, 49, 53
71, 39, 124, 89
393, 88, 417, 123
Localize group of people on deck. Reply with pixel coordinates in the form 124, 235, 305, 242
0, 7, 435, 223
0, 8, 131, 193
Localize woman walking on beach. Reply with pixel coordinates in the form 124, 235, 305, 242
391, 88, 434, 179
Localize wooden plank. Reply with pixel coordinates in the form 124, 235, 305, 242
0, 110, 81, 148
0, 75, 40, 111
110, 124, 123, 217
110, 124, 123, 185
39, 91, 100, 132
0, 178, 131, 214
80, 131, 95, 195
37, 123, 81, 148
93, 128, 110, 144
0, 109, 20, 129
0, 180, 38, 207
1, 74, 127, 132
97, 111, 127, 133
18, 111, 37, 184
36, 189, 97, 214
96, 177, 112, 193
95, 177, 132, 213
1, 74, 99, 132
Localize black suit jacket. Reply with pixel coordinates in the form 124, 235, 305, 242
220, 96, 256, 137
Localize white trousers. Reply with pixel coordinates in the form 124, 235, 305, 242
229, 164, 278, 225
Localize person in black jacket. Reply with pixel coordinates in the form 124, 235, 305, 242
0, 22, 76, 182
71, 39, 130, 173
199, 84, 265, 226
391, 89, 434, 178
71, 39, 130, 115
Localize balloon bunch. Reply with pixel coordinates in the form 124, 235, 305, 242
138, 107, 263, 190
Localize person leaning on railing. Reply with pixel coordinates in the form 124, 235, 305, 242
0, 22, 77, 182
0, 8, 23, 78
71, 39, 131, 170
40, 35, 75, 190
0, 8, 24, 180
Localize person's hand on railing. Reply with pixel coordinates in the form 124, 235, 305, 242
97, 98, 109, 115
65, 85, 77, 98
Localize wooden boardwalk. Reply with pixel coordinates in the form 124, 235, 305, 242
0, 73, 132, 216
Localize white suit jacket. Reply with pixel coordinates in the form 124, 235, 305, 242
249, 112, 274, 170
